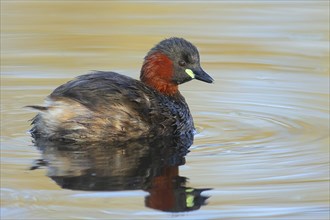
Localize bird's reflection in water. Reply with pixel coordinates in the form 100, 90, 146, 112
31, 136, 211, 212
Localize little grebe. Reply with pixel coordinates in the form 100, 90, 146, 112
28, 37, 214, 143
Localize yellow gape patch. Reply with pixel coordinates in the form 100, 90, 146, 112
185, 188, 195, 208
185, 69, 195, 79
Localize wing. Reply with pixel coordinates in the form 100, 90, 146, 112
50, 71, 151, 114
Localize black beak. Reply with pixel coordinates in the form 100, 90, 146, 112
194, 68, 214, 83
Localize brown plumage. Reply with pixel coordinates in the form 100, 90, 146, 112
28, 37, 214, 143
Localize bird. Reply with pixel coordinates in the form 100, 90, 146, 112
27, 37, 214, 143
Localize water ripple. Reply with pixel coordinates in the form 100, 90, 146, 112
193, 90, 329, 155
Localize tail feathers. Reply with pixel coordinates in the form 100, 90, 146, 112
25, 105, 49, 111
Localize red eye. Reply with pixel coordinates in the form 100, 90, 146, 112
179, 60, 186, 66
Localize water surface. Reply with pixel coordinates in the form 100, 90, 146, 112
1, 1, 329, 219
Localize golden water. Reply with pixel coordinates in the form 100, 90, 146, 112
1, 1, 329, 219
